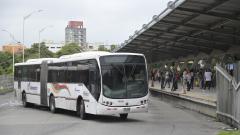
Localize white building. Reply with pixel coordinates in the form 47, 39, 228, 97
44, 40, 64, 53
87, 42, 118, 51
87, 42, 104, 51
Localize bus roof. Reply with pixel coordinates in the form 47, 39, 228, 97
15, 51, 144, 66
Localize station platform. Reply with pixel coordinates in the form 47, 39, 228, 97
149, 81, 217, 117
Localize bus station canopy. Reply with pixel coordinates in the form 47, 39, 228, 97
116, 0, 240, 62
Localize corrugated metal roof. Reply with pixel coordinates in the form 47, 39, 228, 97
116, 0, 240, 62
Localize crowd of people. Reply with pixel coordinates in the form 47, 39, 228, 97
150, 68, 215, 94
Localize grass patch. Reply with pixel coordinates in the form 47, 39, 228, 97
218, 131, 240, 135
0, 88, 14, 95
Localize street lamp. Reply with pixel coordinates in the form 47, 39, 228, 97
38, 25, 53, 58
1, 29, 18, 43
22, 9, 43, 62
1, 29, 20, 75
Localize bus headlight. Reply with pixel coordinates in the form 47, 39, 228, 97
144, 100, 147, 104
102, 100, 113, 106
140, 100, 147, 105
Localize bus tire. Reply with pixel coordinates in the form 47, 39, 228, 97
79, 100, 87, 120
49, 96, 57, 113
120, 113, 128, 120
22, 92, 29, 107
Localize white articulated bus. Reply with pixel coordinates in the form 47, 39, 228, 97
14, 51, 149, 119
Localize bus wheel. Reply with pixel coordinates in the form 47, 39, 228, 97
79, 100, 87, 120
22, 92, 28, 107
120, 114, 128, 120
49, 96, 56, 113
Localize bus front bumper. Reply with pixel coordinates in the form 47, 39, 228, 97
96, 104, 148, 115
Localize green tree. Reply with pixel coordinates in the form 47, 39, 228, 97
0, 52, 13, 75
98, 45, 109, 52
0, 42, 85, 75
24, 42, 54, 60
56, 43, 82, 57
110, 44, 117, 51
0, 42, 56, 75
14, 53, 23, 63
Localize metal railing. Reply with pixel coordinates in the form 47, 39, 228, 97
216, 64, 240, 128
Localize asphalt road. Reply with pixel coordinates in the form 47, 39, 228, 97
0, 92, 227, 135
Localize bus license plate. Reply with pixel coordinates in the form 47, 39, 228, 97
123, 108, 130, 112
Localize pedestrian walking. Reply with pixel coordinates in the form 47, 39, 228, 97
186, 70, 191, 91
164, 71, 170, 88
199, 69, 204, 89
171, 70, 178, 91
190, 69, 194, 89
204, 68, 212, 90
151, 69, 155, 87
160, 71, 165, 89
182, 69, 187, 94
156, 70, 161, 83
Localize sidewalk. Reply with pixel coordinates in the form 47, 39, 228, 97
149, 81, 217, 106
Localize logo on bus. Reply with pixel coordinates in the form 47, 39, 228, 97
30, 86, 38, 90
75, 88, 80, 92
118, 100, 124, 103
49, 83, 71, 96
27, 83, 38, 91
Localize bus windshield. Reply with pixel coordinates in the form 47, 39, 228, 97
100, 55, 148, 99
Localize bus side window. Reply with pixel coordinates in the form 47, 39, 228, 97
89, 70, 95, 92
14, 67, 18, 81
57, 63, 66, 83
58, 70, 66, 82
36, 67, 40, 82
18, 67, 22, 81
22, 66, 28, 81
29, 66, 37, 82
48, 63, 66, 83
80, 69, 89, 88
72, 60, 89, 86
48, 70, 58, 83
66, 62, 73, 83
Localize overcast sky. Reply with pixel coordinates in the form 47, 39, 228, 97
0, 0, 170, 47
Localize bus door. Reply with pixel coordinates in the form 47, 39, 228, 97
88, 61, 100, 102
40, 61, 48, 106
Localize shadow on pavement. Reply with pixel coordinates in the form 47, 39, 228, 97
89, 115, 144, 123
27, 104, 143, 123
